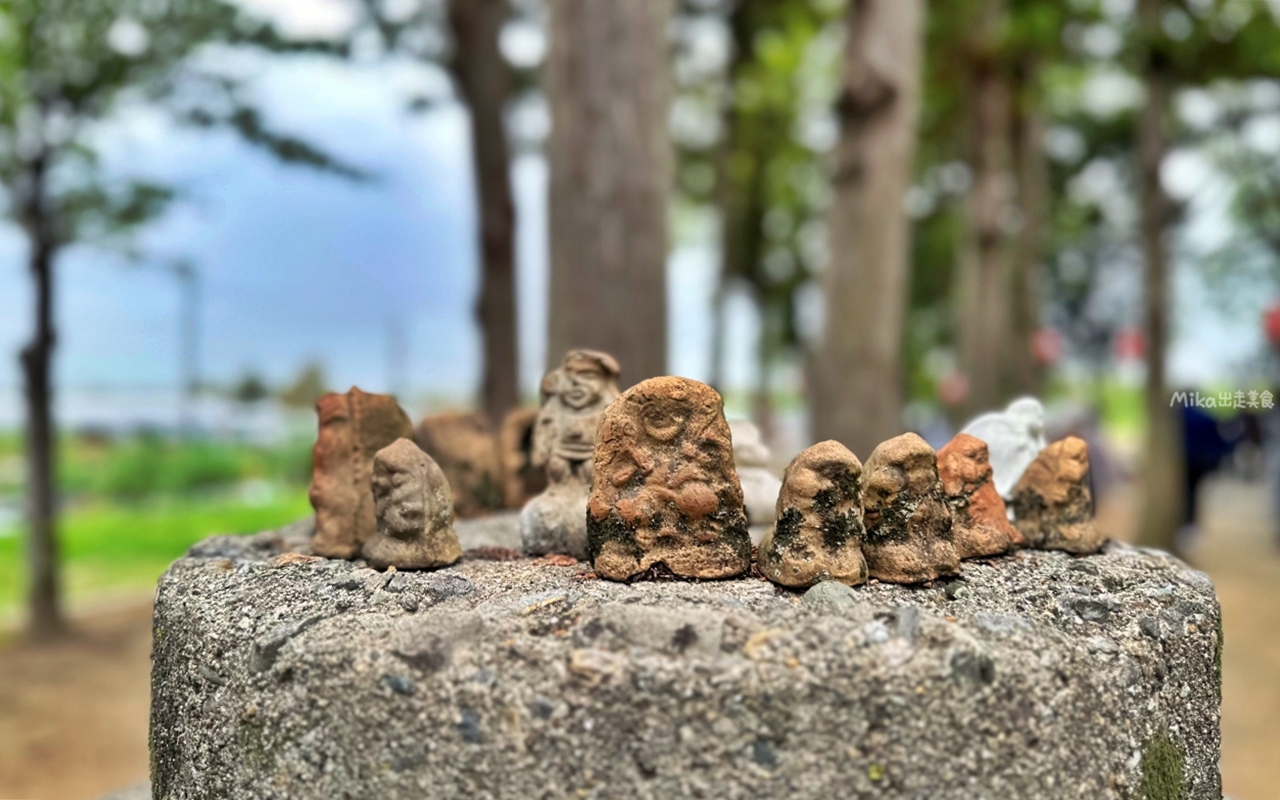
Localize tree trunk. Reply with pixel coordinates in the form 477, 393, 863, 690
1135, 2, 1184, 553
20, 154, 65, 639
810, 0, 923, 459
545, 0, 672, 388
954, 0, 1015, 418
450, 0, 520, 425
1008, 58, 1048, 397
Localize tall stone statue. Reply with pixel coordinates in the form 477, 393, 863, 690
362, 438, 462, 570
962, 397, 1048, 500
519, 350, 621, 558
586, 376, 750, 581
310, 387, 415, 559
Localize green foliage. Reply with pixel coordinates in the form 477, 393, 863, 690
279, 363, 330, 409
0, 490, 313, 613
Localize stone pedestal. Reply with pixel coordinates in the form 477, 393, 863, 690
151, 519, 1221, 799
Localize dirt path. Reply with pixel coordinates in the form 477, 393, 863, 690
0, 478, 1276, 799
0, 601, 152, 800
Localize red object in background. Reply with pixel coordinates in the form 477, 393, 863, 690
938, 371, 970, 407
1114, 326, 1145, 361
1032, 327, 1063, 365
1264, 303, 1280, 349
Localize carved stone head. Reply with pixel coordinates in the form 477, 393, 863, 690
363, 438, 461, 570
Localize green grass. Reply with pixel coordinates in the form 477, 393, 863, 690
0, 488, 312, 615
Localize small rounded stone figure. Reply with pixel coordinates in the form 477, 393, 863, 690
758, 440, 867, 588
937, 433, 1023, 559
519, 350, 621, 558
310, 387, 415, 559
1009, 436, 1102, 554
861, 433, 960, 584
362, 438, 463, 570
962, 397, 1048, 500
586, 376, 750, 581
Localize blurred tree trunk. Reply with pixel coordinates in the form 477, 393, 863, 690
449, 0, 520, 426
954, 0, 1015, 418
1135, 0, 1184, 553
545, 0, 672, 387
19, 150, 65, 639
811, 0, 923, 458
1008, 57, 1048, 397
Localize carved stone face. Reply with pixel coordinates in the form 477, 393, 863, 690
639, 396, 688, 443
560, 358, 612, 411
373, 456, 427, 540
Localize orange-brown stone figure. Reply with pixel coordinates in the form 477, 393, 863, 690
586, 377, 750, 581
362, 438, 462, 570
499, 407, 547, 509
1009, 436, 1102, 553
309, 388, 415, 559
758, 441, 867, 588
415, 412, 504, 517
937, 433, 1023, 559
861, 433, 960, 584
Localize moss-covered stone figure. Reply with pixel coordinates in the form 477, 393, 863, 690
758, 440, 867, 588
586, 376, 750, 581
861, 433, 960, 584
1008, 436, 1102, 553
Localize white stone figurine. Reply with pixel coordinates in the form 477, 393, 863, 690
962, 397, 1048, 500
729, 420, 782, 528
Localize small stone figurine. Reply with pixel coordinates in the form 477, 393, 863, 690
310, 387, 415, 559
758, 441, 867, 588
587, 376, 750, 581
362, 438, 462, 570
519, 350, 621, 558
962, 397, 1048, 499
861, 433, 960, 584
937, 433, 1023, 559
1009, 436, 1102, 554
729, 419, 783, 528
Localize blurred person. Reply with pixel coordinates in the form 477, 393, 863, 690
1180, 403, 1239, 554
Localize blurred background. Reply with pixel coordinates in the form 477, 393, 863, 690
1, 0, 1279, 797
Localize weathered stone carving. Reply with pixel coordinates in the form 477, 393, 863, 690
361, 438, 462, 570
499, 407, 547, 509
415, 412, 504, 517
758, 440, 867, 588
962, 397, 1048, 499
937, 433, 1023, 559
729, 419, 782, 528
309, 387, 415, 559
861, 433, 960, 584
586, 376, 750, 580
1009, 436, 1102, 553
519, 350, 621, 558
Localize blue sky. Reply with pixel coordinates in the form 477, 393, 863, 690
0, 1, 1272, 431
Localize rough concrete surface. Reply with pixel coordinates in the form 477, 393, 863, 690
151, 517, 1221, 800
